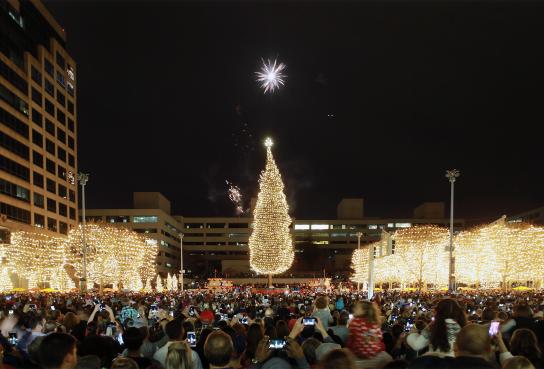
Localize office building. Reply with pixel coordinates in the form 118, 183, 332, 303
508, 206, 544, 226
85, 192, 182, 276
86, 194, 465, 277
178, 200, 464, 276
0, 0, 78, 239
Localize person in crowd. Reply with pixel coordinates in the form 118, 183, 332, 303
204, 331, 234, 369
346, 301, 385, 359
330, 311, 349, 345
245, 323, 264, 365
502, 305, 536, 336
122, 327, 159, 369
301, 338, 321, 369
406, 298, 467, 357
503, 357, 537, 369
318, 349, 356, 369
312, 298, 333, 331
16, 313, 45, 353
38, 333, 78, 369
63, 312, 87, 342
496, 329, 544, 369
111, 357, 140, 369
153, 319, 203, 369
165, 341, 194, 369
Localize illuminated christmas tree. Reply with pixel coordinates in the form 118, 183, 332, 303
171, 274, 179, 291
155, 275, 164, 292
249, 138, 294, 285
144, 278, 152, 293
166, 273, 173, 291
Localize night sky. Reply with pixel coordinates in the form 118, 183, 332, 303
45, 1, 544, 221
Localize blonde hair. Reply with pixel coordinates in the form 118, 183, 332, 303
166, 342, 193, 369
503, 357, 536, 369
354, 301, 381, 324
111, 357, 139, 369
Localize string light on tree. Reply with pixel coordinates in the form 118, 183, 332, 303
249, 137, 294, 283
144, 278, 152, 293
351, 247, 369, 285
155, 275, 164, 292
0, 268, 12, 292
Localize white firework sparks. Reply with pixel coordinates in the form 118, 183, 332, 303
226, 180, 245, 215
255, 58, 286, 93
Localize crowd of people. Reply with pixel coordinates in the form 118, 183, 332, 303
0, 288, 543, 369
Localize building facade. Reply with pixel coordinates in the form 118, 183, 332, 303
0, 0, 78, 239
86, 194, 465, 278
507, 206, 544, 226
85, 192, 181, 276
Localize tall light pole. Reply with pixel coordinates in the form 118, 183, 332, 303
77, 172, 89, 293
446, 169, 460, 293
356, 232, 362, 292
368, 241, 375, 300
179, 233, 184, 291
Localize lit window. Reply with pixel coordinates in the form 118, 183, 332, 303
368, 225, 378, 230
133, 215, 158, 223
294, 224, 310, 230
387, 223, 395, 228
311, 224, 329, 230
395, 223, 412, 228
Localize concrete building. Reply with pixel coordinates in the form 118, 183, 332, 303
0, 0, 78, 239
178, 200, 464, 277
86, 193, 464, 278
85, 192, 181, 276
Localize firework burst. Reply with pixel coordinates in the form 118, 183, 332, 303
255, 58, 286, 93
226, 180, 245, 215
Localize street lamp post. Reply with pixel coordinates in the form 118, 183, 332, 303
77, 172, 89, 293
356, 232, 362, 292
368, 241, 375, 300
446, 169, 460, 293
179, 233, 184, 291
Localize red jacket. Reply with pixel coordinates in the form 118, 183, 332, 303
347, 317, 385, 359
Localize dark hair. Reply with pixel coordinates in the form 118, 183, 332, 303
204, 331, 234, 367
165, 319, 184, 340
302, 338, 321, 365
338, 311, 350, 326
182, 321, 194, 339
430, 299, 467, 353
513, 305, 533, 319
318, 349, 356, 369
481, 308, 497, 322
383, 359, 409, 369
123, 327, 144, 351
246, 323, 263, 360
38, 333, 76, 369
510, 329, 542, 364
276, 320, 289, 339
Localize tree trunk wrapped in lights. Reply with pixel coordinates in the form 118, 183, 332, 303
0, 268, 12, 292
50, 265, 76, 291
66, 223, 157, 289
144, 278, 152, 292
393, 225, 450, 289
351, 247, 369, 285
249, 138, 294, 280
